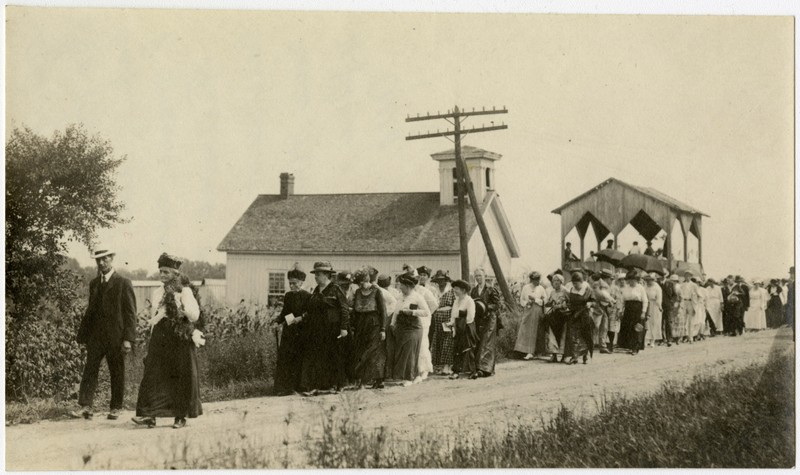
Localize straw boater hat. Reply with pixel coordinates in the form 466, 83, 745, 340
90, 244, 115, 260
669, 274, 680, 282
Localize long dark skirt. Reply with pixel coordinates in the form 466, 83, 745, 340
274, 323, 304, 394
543, 310, 568, 355
136, 319, 202, 419
389, 314, 422, 381
475, 312, 498, 375
566, 309, 594, 358
453, 316, 478, 374
353, 310, 386, 383
300, 315, 347, 392
618, 300, 645, 351
767, 296, 785, 328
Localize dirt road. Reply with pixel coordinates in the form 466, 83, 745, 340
6, 328, 793, 470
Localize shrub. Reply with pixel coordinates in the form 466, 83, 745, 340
5, 300, 86, 400
202, 329, 278, 387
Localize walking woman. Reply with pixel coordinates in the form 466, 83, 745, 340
744, 280, 767, 331
430, 271, 456, 375
133, 253, 203, 429
388, 272, 431, 386
677, 272, 698, 343
617, 270, 648, 355
705, 278, 724, 335
351, 268, 388, 389
471, 268, 502, 377
543, 274, 569, 362
273, 264, 311, 396
766, 279, 786, 328
564, 271, 595, 365
515, 272, 547, 360
299, 262, 350, 396
449, 279, 479, 379
643, 273, 662, 347
668, 274, 685, 345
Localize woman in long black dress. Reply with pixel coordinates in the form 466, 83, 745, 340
618, 270, 649, 356
449, 279, 479, 380
351, 268, 388, 389
299, 262, 350, 396
766, 279, 786, 328
273, 264, 311, 395
132, 253, 203, 429
564, 271, 595, 365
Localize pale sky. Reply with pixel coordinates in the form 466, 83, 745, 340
6, 8, 795, 280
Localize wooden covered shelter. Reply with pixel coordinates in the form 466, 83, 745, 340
551, 178, 709, 273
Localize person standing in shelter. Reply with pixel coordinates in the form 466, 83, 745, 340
643, 273, 663, 347
273, 264, 311, 396
744, 280, 767, 331
605, 239, 615, 250
515, 272, 547, 360
563, 271, 595, 364
132, 253, 203, 429
72, 246, 137, 421
388, 272, 431, 386
564, 242, 580, 262
471, 268, 503, 377
704, 278, 724, 336
299, 262, 350, 396
644, 241, 655, 257
543, 274, 570, 362
449, 279, 479, 379
618, 270, 648, 355
430, 270, 456, 375
628, 241, 642, 255
350, 268, 388, 389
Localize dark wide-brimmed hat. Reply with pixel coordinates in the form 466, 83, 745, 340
430, 270, 451, 283
625, 270, 639, 281
337, 271, 353, 284
158, 253, 182, 270
735, 275, 745, 283
416, 265, 432, 277
451, 279, 471, 292
287, 263, 306, 281
352, 268, 370, 284
397, 272, 419, 287
310, 261, 335, 275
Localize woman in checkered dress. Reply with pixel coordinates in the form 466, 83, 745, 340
431, 283, 456, 375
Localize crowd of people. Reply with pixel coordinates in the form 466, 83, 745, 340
273, 262, 505, 396
512, 266, 796, 366
68, 245, 795, 426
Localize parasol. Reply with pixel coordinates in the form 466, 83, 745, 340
594, 249, 626, 265
620, 254, 666, 276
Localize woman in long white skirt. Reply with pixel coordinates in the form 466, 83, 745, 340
643, 274, 662, 347
704, 279, 724, 334
744, 280, 767, 331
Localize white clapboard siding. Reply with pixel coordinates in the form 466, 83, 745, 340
225, 254, 461, 305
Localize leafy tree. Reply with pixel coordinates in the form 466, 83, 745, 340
146, 258, 226, 281
5, 125, 127, 319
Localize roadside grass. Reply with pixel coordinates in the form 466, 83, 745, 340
145, 349, 794, 469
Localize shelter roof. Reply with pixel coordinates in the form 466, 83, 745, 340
551, 178, 708, 217
218, 191, 520, 257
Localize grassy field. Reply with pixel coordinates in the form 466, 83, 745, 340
157, 349, 794, 469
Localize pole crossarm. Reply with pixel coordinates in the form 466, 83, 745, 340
406, 124, 507, 141
405, 107, 508, 123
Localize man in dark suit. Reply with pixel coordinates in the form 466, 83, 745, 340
70, 246, 137, 420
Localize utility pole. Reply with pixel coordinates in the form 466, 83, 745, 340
405, 105, 515, 308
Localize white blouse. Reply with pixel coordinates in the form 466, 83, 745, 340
520, 283, 547, 307
150, 285, 200, 328
417, 284, 439, 314
450, 295, 476, 325
621, 283, 649, 314
391, 290, 431, 326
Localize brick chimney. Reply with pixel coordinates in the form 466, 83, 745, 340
279, 172, 295, 199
